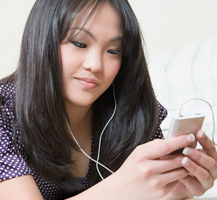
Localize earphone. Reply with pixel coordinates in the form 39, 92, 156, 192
95, 83, 117, 179
66, 83, 116, 180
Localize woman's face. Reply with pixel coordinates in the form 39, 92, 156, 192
60, 3, 123, 109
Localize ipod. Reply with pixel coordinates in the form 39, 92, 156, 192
167, 112, 205, 154
167, 112, 205, 138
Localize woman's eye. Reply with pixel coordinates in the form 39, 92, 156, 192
71, 41, 87, 48
107, 49, 121, 55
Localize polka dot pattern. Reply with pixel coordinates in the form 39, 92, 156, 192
0, 82, 68, 199
153, 102, 168, 139
0, 81, 167, 199
0, 83, 31, 181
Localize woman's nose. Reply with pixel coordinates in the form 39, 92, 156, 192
82, 49, 103, 72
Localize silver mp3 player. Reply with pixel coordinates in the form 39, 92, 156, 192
167, 112, 205, 138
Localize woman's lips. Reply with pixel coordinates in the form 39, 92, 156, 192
76, 78, 98, 89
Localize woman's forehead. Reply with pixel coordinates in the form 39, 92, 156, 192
66, 2, 122, 36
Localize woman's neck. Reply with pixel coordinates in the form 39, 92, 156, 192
65, 104, 93, 178
65, 103, 93, 140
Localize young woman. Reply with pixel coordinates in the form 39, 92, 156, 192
0, 0, 216, 199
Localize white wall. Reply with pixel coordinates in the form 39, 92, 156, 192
0, 0, 36, 78
128, 0, 217, 60
0, 0, 217, 78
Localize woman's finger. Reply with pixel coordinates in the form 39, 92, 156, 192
143, 134, 195, 160
159, 168, 189, 186
181, 156, 214, 189
180, 176, 206, 196
182, 147, 217, 179
143, 154, 184, 174
196, 130, 217, 161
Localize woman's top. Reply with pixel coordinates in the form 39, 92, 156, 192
0, 81, 167, 200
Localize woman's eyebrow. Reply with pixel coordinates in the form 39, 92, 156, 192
110, 37, 122, 42
71, 27, 96, 40
71, 27, 122, 42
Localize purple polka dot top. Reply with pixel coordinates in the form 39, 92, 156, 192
0, 81, 167, 199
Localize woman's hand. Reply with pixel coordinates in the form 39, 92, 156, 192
75, 132, 217, 200
164, 130, 217, 200
106, 134, 196, 200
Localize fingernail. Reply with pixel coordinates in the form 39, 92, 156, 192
187, 134, 195, 142
182, 147, 193, 156
198, 130, 205, 138
182, 157, 190, 166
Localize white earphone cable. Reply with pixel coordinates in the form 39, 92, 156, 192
66, 83, 116, 180
66, 122, 114, 180
95, 83, 117, 179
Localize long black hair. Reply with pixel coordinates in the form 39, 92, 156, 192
4, 0, 158, 193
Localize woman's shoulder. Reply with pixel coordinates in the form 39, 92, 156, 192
0, 79, 18, 142
0, 80, 31, 183
0, 79, 16, 103
0, 80, 16, 127
0, 79, 16, 121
